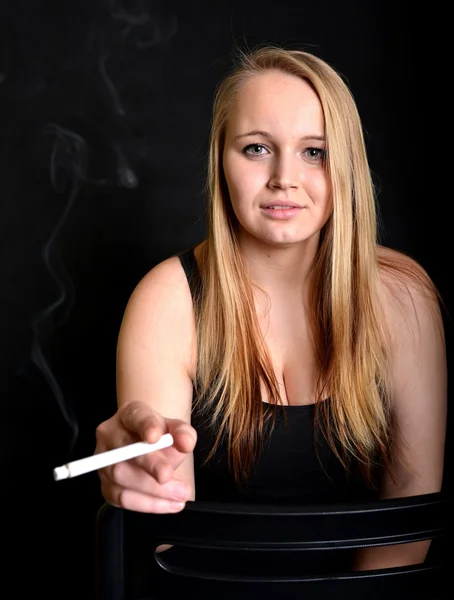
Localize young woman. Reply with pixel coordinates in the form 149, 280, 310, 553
95, 46, 447, 570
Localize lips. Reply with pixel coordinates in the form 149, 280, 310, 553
261, 202, 303, 209
260, 203, 303, 220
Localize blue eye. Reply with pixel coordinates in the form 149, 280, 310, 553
243, 144, 268, 156
304, 148, 326, 161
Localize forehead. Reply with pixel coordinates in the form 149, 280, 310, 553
227, 69, 325, 135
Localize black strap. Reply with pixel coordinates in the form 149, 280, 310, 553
178, 247, 203, 302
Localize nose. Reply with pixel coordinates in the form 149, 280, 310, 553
268, 152, 300, 191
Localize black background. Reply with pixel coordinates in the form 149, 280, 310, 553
1, 1, 450, 598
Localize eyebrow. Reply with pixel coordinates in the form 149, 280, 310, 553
234, 130, 325, 142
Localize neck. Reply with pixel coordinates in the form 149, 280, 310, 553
237, 230, 320, 293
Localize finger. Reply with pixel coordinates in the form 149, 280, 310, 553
136, 448, 187, 483
100, 462, 192, 501
166, 420, 197, 453
105, 485, 187, 514
95, 427, 136, 455
119, 402, 166, 443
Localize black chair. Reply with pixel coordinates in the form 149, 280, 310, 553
95, 491, 448, 600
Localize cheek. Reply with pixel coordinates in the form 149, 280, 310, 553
319, 178, 333, 219
223, 156, 260, 208
222, 152, 237, 197
223, 156, 245, 221
306, 170, 330, 204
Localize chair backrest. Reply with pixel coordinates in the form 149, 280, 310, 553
95, 491, 448, 600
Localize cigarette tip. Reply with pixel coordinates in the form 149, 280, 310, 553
53, 465, 70, 481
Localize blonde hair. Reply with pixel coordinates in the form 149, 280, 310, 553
193, 45, 432, 486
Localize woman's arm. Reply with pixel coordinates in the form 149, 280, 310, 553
97, 255, 197, 514
354, 252, 448, 570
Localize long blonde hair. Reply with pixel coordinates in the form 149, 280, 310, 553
193, 45, 431, 486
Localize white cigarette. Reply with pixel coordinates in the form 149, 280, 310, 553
53, 433, 174, 481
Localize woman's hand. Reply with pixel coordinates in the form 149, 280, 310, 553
95, 401, 197, 513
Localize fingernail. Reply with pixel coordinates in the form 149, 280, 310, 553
174, 426, 196, 443
169, 501, 185, 511
172, 487, 188, 502
144, 430, 161, 444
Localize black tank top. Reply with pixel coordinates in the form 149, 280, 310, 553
178, 247, 377, 505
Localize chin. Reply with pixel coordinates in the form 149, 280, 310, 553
238, 224, 318, 249
266, 229, 314, 245
262, 236, 309, 249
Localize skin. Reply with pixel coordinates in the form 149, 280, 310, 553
95, 70, 447, 567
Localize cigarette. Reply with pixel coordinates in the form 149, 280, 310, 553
52, 433, 174, 481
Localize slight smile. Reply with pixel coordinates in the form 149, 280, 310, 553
260, 202, 304, 219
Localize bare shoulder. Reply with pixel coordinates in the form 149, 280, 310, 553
127, 254, 194, 311
377, 245, 442, 324
118, 253, 197, 390
376, 245, 446, 383
123, 255, 195, 337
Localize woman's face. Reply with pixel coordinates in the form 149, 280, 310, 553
222, 69, 332, 250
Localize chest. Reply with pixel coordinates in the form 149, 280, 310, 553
257, 306, 321, 406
